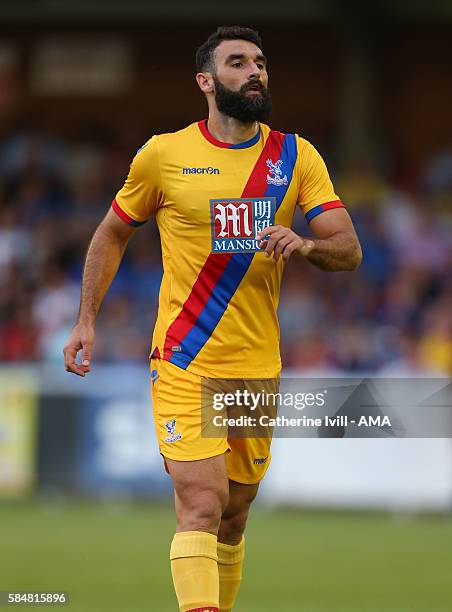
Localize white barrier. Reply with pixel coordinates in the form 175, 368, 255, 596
261, 438, 452, 511
1, 364, 451, 510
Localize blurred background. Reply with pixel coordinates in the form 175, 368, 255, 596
0, 1, 451, 610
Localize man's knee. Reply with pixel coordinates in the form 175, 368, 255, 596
176, 484, 229, 532
218, 480, 259, 544
175, 474, 229, 533
219, 508, 250, 543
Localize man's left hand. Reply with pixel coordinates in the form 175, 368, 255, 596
257, 225, 315, 262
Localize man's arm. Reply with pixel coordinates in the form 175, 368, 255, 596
256, 208, 362, 271
63, 209, 137, 376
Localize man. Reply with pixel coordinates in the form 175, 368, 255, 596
64, 25, 361, 612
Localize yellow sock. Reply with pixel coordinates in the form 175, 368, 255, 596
170, 530, 219, 612
217, 537, 245, 612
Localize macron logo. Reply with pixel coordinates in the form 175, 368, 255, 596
182, 166, 220, 175
253, 456, 268, 465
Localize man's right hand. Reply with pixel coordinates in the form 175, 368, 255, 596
62, 209, 136, 377
63, 323, 95, 377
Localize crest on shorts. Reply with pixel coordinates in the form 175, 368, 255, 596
266, 158, 288, 186
164, 418, 182, 443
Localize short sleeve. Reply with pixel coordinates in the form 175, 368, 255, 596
297, 137, 344, 223
112, 136, 163, 226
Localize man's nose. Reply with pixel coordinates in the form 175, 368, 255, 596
247, 71, 261, 82
248, 63, 261, 80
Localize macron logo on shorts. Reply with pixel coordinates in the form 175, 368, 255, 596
253, 456, 268, 465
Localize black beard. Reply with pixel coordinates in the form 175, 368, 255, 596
213, 76, 272, 123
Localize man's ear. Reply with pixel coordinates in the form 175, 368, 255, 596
196, 72, 214, 94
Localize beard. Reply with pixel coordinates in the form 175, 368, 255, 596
213, 76, 272, 123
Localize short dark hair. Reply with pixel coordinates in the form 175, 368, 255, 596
196, 26, 263, 73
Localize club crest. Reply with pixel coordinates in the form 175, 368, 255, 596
164, 418, 182, 443
266, 158, 288, 186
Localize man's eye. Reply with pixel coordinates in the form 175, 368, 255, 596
232, 62, 242, 68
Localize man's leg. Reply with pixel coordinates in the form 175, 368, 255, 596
166, 454, 230, 612
217, 480, 259, 612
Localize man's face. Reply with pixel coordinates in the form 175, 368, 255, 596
211, 39, 272, 123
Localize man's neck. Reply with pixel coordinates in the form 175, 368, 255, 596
206, 111, 258, 145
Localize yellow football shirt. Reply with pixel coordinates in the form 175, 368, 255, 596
113, 120, 343, 377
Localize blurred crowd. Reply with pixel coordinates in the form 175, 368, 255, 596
0, 126, 451, 373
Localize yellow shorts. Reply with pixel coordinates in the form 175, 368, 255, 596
150, 358, 279, 485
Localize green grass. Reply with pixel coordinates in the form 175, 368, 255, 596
1, 500, 452, 611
